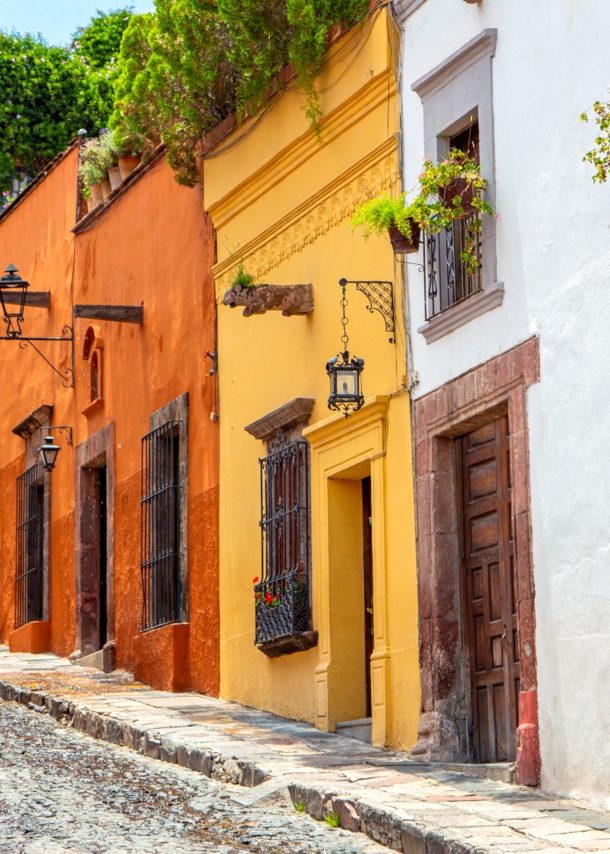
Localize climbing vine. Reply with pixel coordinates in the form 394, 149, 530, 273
581, 100, 610, 183
110, 0, 371, 186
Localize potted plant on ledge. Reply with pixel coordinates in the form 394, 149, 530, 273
349, 192, 422, 254
350, 150, 493, 274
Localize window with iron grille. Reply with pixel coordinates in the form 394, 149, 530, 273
255, 434, 311, 645
15, 464, 45, 629
140, 421, 182, 630
424, 121, 483, 319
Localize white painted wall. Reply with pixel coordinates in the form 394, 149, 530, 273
399, 0, 610, 807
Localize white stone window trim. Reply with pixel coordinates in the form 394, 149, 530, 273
411, 28, 500, 343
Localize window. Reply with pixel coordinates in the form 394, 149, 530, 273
255, 434, 311, 644
15, 464, 45, 628
140, 422, 181, 629
412, 29, 501, 340
424, 120, 483, 319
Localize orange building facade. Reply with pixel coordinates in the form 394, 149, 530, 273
0, 139, 220, 694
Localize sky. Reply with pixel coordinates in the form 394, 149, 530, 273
0, 1, 156, 46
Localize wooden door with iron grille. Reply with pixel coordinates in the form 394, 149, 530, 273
461, 416, 520, 762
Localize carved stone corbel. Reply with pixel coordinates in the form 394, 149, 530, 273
222, 284, 313, 317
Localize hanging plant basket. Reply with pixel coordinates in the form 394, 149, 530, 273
438, 178, 476, 217
389, 221, 421, 255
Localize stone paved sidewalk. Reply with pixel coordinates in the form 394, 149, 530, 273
1, 647, 610, 854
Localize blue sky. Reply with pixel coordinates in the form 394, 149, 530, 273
0, 1, 156, 46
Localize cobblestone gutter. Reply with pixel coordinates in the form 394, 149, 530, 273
0, 679, 474, 854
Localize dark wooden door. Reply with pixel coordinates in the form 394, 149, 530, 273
362, 476, 373, 717
461, 416, 520, 762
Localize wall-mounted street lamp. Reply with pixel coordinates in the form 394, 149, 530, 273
0, 263, 74, 386
0, 264, 29, 337
36, 426, 73, 473
326, 281, 365, 417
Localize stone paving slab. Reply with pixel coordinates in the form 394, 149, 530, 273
1, 646, 610, 853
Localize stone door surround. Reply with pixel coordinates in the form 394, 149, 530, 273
412, 337, 540, 785
74, 421, 115, 659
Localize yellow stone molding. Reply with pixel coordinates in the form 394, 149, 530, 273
208, 69, 396, 232
305, 396, 390, 745
213, 137, 398, 299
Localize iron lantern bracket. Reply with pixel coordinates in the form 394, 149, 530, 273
38, 424, 73, 446
339, 278, 394, 339
0, 325, 74, 387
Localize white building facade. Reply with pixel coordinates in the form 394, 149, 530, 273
397, 0, 610, 805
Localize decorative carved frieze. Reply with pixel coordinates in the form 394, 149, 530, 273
12, 404, 54, 439
213, 140, 399, 298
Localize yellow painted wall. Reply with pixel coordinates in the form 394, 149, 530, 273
206, 6, 420, 749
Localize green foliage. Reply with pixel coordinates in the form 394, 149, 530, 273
71, 7, 134, 70
230, 263, 257, 289
110, 0, 370, 186
349, 192, 418, 240
110, 5, 237, 185
294, 800, 306, 812
350, 150, 494, 275
0, 10, 135, 193
581, 100, 610, 183
324, 811, 341, 828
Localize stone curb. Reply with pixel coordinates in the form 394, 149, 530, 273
0, 680, 486, 854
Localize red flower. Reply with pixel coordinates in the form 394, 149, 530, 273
265, 592, 273, 603
253, 576, 259, 584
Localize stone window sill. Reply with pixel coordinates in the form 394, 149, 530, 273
81, 398, 104, 418
257, 630, 318, 659
418, 281, 504, 344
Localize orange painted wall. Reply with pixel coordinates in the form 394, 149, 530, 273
0, 144, 220, 694
0, 146, 79, 655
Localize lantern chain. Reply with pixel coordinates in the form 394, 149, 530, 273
340, 281, 349, 351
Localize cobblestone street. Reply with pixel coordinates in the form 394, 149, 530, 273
0, 702, 386, 854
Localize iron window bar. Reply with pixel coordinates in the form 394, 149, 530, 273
255, 433, 311, 645
140, 421, 182, 630
15, 464, 44, 629
423, 215, 482, 320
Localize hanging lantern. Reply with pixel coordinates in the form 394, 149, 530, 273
327, 351, 364, 415
0, 264, 29, 338
326, 281, 365, 416
37, 436, 61, 473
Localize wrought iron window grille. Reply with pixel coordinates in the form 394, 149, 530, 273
140, 421, 183, 630
255, 431, 311, 645
423, 215, 482, 320
15, 464, 45, 629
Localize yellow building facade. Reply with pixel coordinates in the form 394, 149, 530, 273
205, 5, 420, 749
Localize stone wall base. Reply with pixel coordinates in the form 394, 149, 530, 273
133, 623, 190, 692
9, 620, 51, 654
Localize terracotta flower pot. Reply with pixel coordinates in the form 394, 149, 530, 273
85, 196, 94, 214
389, 221, 421, 255
439, 178, 476, 217
100, 177, 112, 201
118, 154, 142, 182
89, 184, 103, 208
108, 166, 122, 192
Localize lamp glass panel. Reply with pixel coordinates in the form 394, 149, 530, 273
337, 369, 359, 398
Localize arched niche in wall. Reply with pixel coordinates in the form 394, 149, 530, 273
82, 324, 104, 417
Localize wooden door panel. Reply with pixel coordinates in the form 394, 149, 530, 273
461, 415, 520, 763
